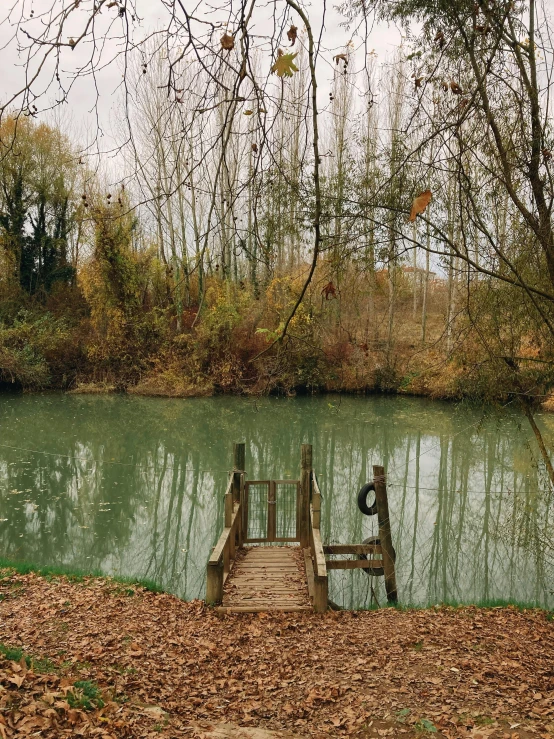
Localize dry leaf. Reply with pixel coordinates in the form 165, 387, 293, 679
334, 53, 348, 66
7, 674, 24, 688
409, 189, 432, 222
271, 50, 299, 78
220, 33, 234, 51
434, 30, 445, 48
450, 80, 463, 95
287, 25, 297, 46
0, 571, 552, 739
321, 282, 337, 300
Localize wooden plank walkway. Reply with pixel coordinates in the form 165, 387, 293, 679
216, 546, 311, 613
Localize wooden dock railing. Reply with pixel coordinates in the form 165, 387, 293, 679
308, 468, 328, 612
206, 445, 245, 605
206, 443, 397, 611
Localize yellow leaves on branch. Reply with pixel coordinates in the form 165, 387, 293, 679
409, 190, 432, 222
271, 49, 299, 78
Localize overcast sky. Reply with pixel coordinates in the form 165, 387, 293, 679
0, 1, 404, 140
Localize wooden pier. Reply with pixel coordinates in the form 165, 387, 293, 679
206, 444, 397, 613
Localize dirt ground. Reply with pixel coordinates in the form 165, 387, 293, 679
0, 571, 552, 738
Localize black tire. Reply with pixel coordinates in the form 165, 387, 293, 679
360, 536, 397, 576
357, 483, 378, 516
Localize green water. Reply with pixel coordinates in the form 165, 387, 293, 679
0, 393, 553, 608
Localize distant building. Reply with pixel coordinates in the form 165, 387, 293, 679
401, 266, 437, 285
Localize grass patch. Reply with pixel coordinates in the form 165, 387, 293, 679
355, 597, 553, 614
0, 643, 56, 673
474, 715, 495, 726
67, 680, 104, 711
0, 558, 164, 594
0, 643, 25, 663
414, 718, 437, 733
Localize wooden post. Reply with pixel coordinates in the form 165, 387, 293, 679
314, 574, 328, 613
233, 443, 246, 547
233, 443, 245, 503
312, 475, 321, 530
268, 480, 276, 542
206, 561, 224, 605
373, 465, 398, 603
300, 444, 312, 548
238, 473, 245, 547
224, 486, 233, 528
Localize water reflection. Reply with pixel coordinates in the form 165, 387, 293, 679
0, 394, 552, 607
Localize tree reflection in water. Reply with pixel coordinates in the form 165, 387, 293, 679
0, 394, 552, 607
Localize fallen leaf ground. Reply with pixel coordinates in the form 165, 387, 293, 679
0, 570, 552, 738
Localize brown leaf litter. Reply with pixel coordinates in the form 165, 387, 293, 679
0, 570, 552, 738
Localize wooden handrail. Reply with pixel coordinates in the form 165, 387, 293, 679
309, 473, 328, 612
310, 507, 327, 577
324, 544, 382, 555
206, 499, 242, 605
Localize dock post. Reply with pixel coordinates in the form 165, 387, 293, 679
373, 465, 398, 603
233, 443, 245, 502
300, 444, 312, 548
233, 443, 246, 546
206, 561, 224, 605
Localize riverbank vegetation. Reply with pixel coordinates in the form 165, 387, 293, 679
0, 2, 553, 411
1, 568, 553, 738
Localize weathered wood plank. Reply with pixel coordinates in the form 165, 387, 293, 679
299, 445, 311, 548
310, 518, 327, 576
220, 545, 311, 613
374, 464, 398, 603
325, 559, 383, 570
303, 548, 315, 600
324, 544, 382, 555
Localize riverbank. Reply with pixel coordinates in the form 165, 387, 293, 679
1, 569, 552, 739
3, 270, 553, 407
67, 380, 554, 414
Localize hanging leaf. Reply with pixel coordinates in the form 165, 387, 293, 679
220, 33, 235, 51
271, 50, 299, 78
434, 30, 445, 48
321, 282, 337, 300
251, 143, 258, 153
243, 110, 253, 115
450, 80, 463, 95
287, 25, 298, 46
409, 190, 432, 222
413, 76, 424, 89
334, 53, 348, 67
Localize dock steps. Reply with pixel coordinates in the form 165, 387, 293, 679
216, 546, 312, 613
